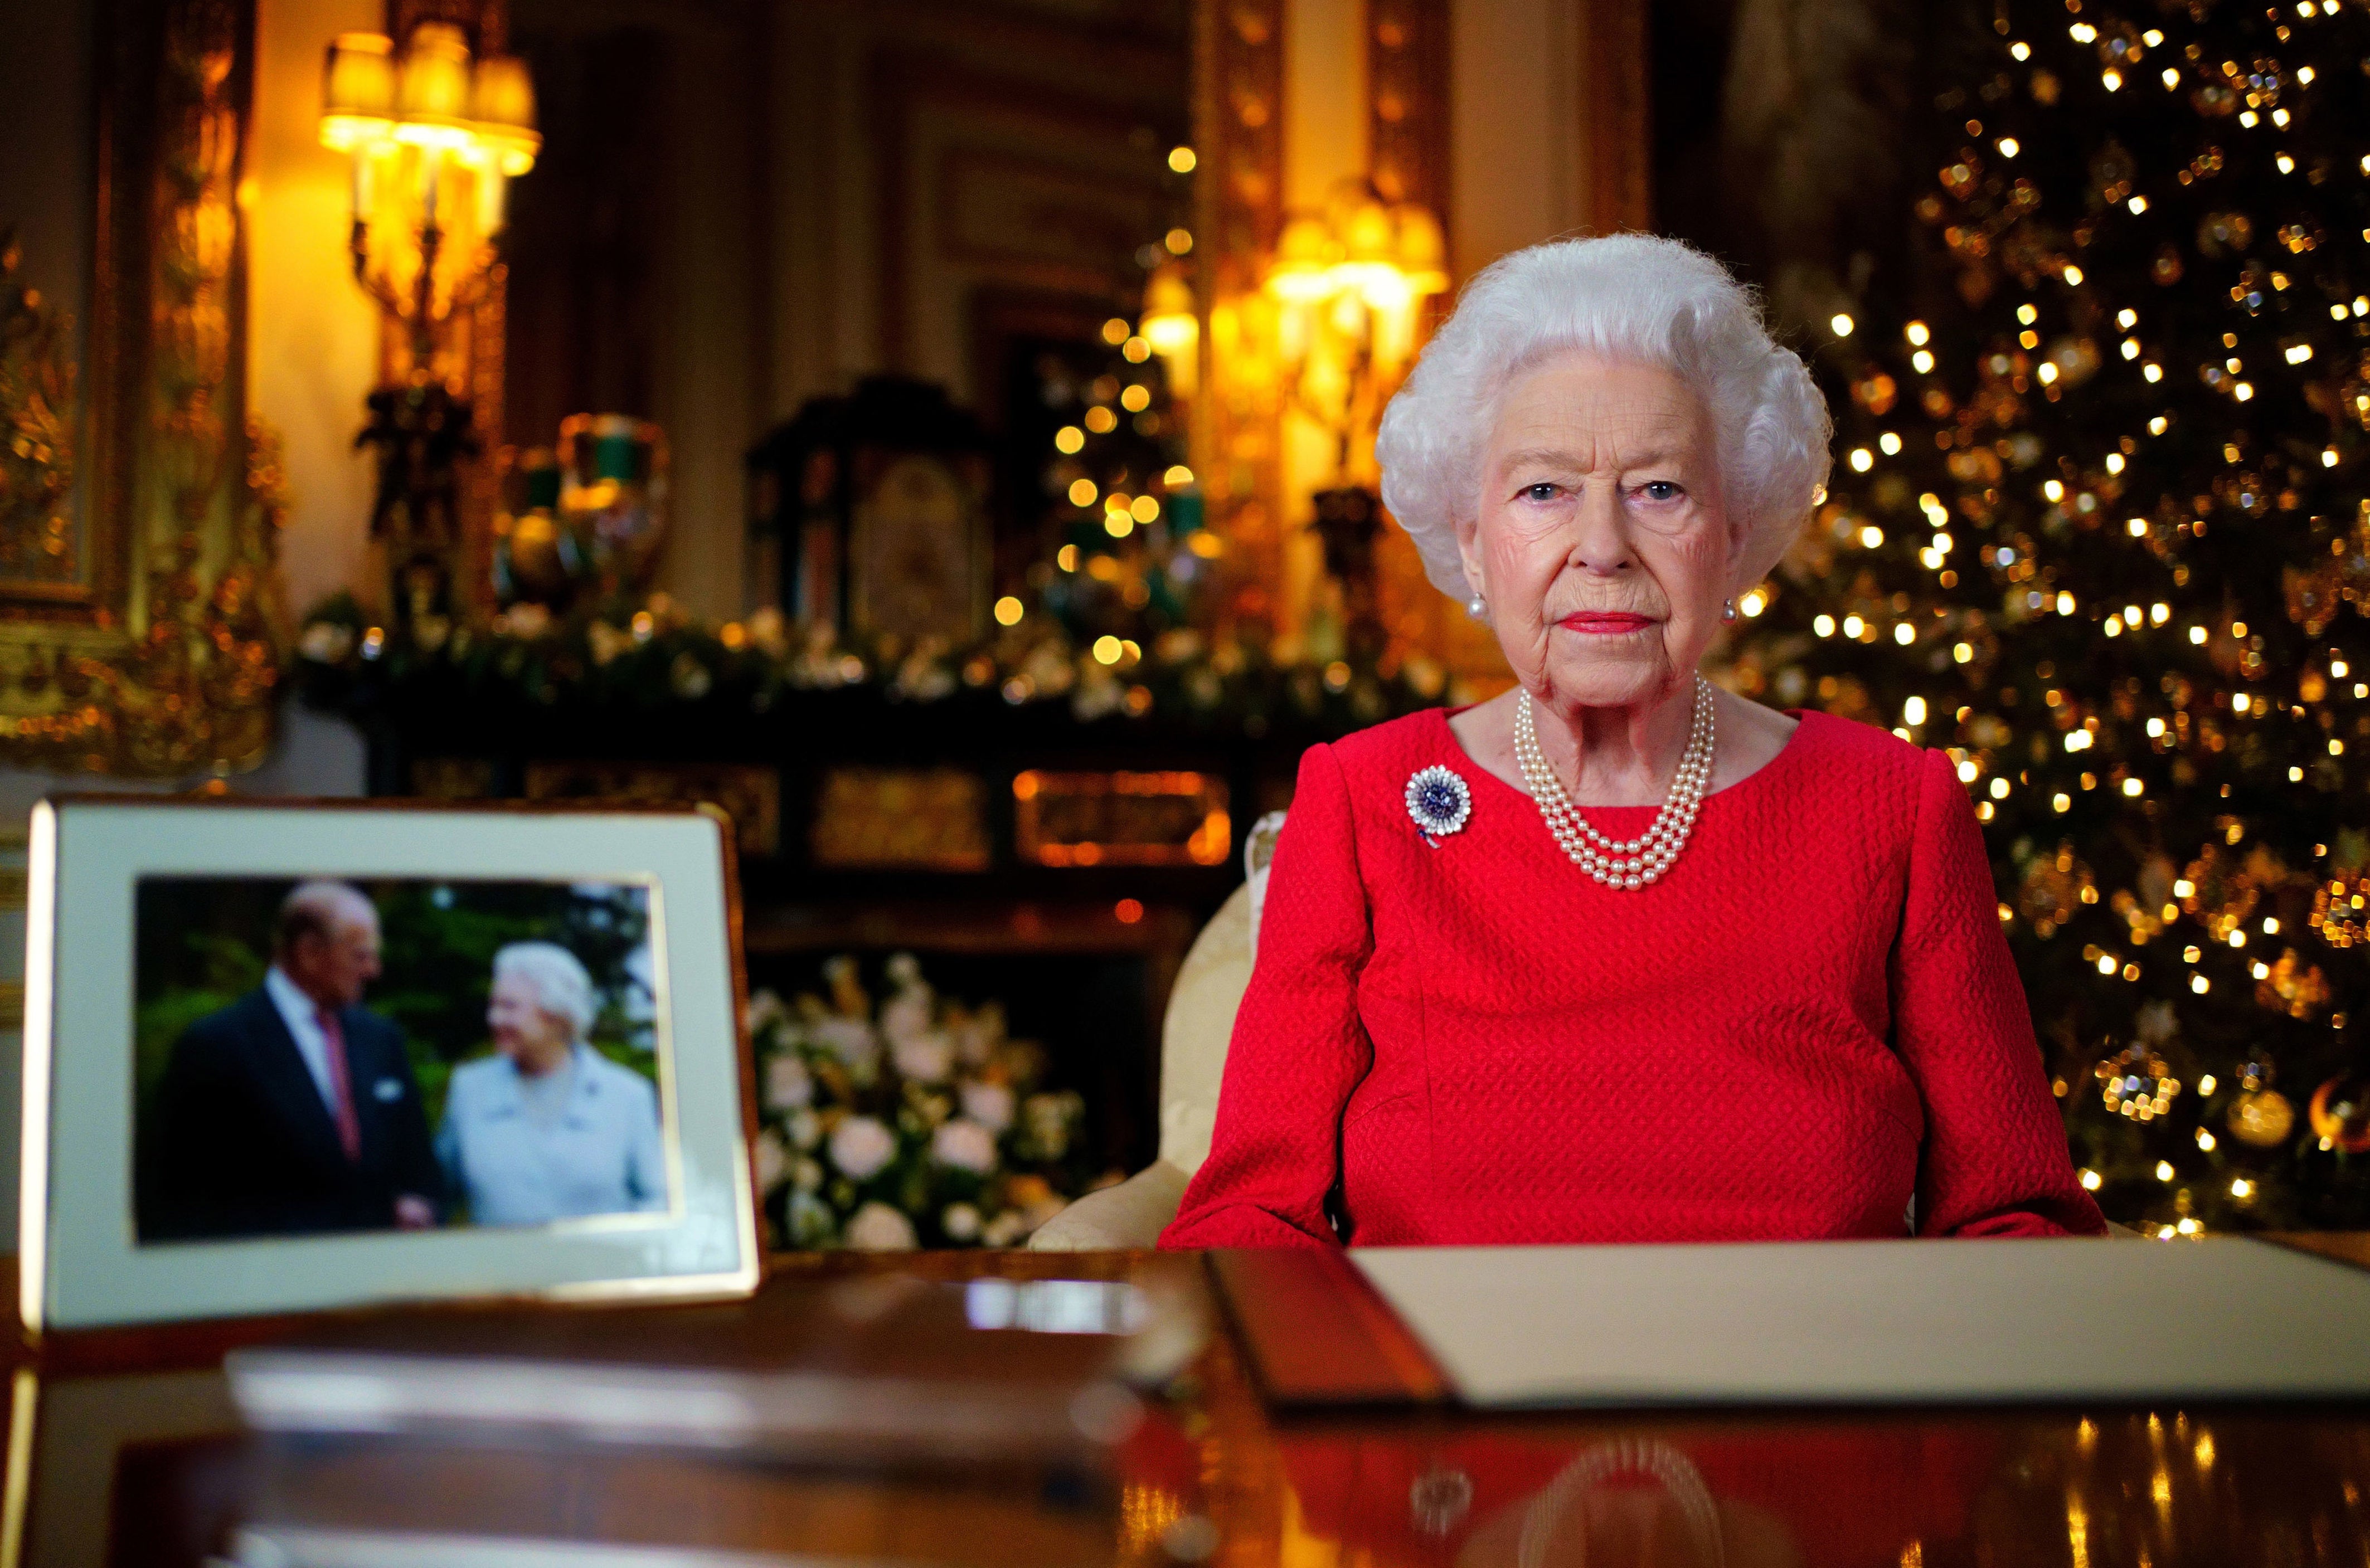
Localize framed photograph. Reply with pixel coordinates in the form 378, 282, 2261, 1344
20, 798, 762, 1332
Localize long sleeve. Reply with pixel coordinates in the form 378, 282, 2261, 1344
145, 1022, 236, 1239
627, 1075, 668, 1211
1160, 743, 1376, 1249
1893, 749, 2108, 1237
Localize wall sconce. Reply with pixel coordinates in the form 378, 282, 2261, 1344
1265, 179, 1446, 663
1264, 177, 1447, 477
320, 23, 538, 370
321, 23, 538, 627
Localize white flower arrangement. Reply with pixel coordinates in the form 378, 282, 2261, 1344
930, 1118, 998, 1175
827, 1116, 897, 1181
746, 952, 1101, 1250
843, 1201, 919, 1251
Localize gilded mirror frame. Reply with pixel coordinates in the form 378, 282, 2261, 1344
0, 0, 281, 778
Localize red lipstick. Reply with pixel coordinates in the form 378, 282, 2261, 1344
1558, 612, 1653, 635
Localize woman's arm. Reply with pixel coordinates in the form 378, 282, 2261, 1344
1894, 749, 2109, 1236
1159, 743, 1378, 1250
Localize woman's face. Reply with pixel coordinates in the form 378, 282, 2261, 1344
1457, 352, 1732, 715
488, 972, 571, 1071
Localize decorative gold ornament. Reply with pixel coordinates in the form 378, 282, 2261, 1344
2178, 845, 2260, 942
2310, 867, 2370, 948
2229, 1089, 2296, 1148
2019, 841, 2094, 937
0, 0, 281, 777
0, 231, 76, 587
2227, 1058, 2297, 1149
2255, 948, 2332, 1021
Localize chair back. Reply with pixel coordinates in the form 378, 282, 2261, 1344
1154, 810, 1285, 1175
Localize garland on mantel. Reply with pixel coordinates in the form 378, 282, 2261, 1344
292, 593, 1475, 735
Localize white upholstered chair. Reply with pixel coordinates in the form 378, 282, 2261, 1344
1027, 812, 1283, 1250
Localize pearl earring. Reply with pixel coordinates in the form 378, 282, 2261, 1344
1466, 596, 1487, 620
1721, 597, 1738, 624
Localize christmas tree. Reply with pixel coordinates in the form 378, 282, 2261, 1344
1024, 311, 1211, 663
1729, 0, 2370, 1233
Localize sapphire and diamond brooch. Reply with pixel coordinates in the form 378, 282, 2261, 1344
1403, 765, 1471, 845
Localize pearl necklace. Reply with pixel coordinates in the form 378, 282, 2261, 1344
1512, 676, 1716, 890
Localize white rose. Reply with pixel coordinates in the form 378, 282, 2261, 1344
786, 1107, 821, 1151
746, 990, 789, 1035
959, 1080, 1015, 1134
753, 1129, 789, 1192
941, 1202, 982, 1243
930, 1117, 999, 1175
844, 1201, 917, 1251
828, 1115, 897, 1181
881, 992, 933, 1046
981, 1210, 1028, 1248
764, 1055, 813, 1111
793, 1157, 824, 1192
811, 1016, 880, 1070
893, 1031, 955, 1085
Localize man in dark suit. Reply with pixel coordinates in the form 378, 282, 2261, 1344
140, 881, 442, 1241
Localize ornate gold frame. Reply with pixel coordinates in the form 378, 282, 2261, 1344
0, 0, 283, 778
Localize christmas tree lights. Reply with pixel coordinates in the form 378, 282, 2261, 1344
1728, 0, 2370, 1232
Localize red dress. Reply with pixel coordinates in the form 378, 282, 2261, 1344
1160, 707, 2106, 1250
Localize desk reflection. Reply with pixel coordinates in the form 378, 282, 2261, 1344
9, 1249, 2369, 1568
1266, 1413, 2370, 1568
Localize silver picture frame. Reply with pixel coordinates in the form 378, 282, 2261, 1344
20, 797, 762, 1333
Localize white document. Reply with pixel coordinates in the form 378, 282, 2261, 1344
1354, 1237, 2370, 1407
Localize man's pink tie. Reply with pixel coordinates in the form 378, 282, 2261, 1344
315, 1007, 362, 1162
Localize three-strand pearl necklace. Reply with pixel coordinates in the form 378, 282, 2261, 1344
1512, 676, 1716, 890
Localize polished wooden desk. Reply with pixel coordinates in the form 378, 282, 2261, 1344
9, 1246, 2369, 1568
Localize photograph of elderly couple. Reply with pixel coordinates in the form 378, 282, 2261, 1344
133, 876, 671, 1243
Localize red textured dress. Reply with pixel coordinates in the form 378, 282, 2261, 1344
1159, 707, 2106, 1250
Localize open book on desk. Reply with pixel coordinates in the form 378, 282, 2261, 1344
1211, 1236, 2370, 1409
229, 1269, 1202, 1466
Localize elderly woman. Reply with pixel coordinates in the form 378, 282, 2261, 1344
438, 941, 668, 1226
1161, 236, 2104, 1250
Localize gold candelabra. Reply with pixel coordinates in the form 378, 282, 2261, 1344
319, 23, 539, 373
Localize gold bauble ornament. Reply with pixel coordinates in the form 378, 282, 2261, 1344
503, 508, 576, 603
2227, 1088, 2296, 1148
2227, 1055, 2296, 1148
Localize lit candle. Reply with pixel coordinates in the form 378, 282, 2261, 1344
420, 145, 443, 228
352, 144, 374, 225
474, 163, 507, 237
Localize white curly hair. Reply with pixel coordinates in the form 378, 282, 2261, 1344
493, 941, 598, 1045
1375, 233, 1832, 603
